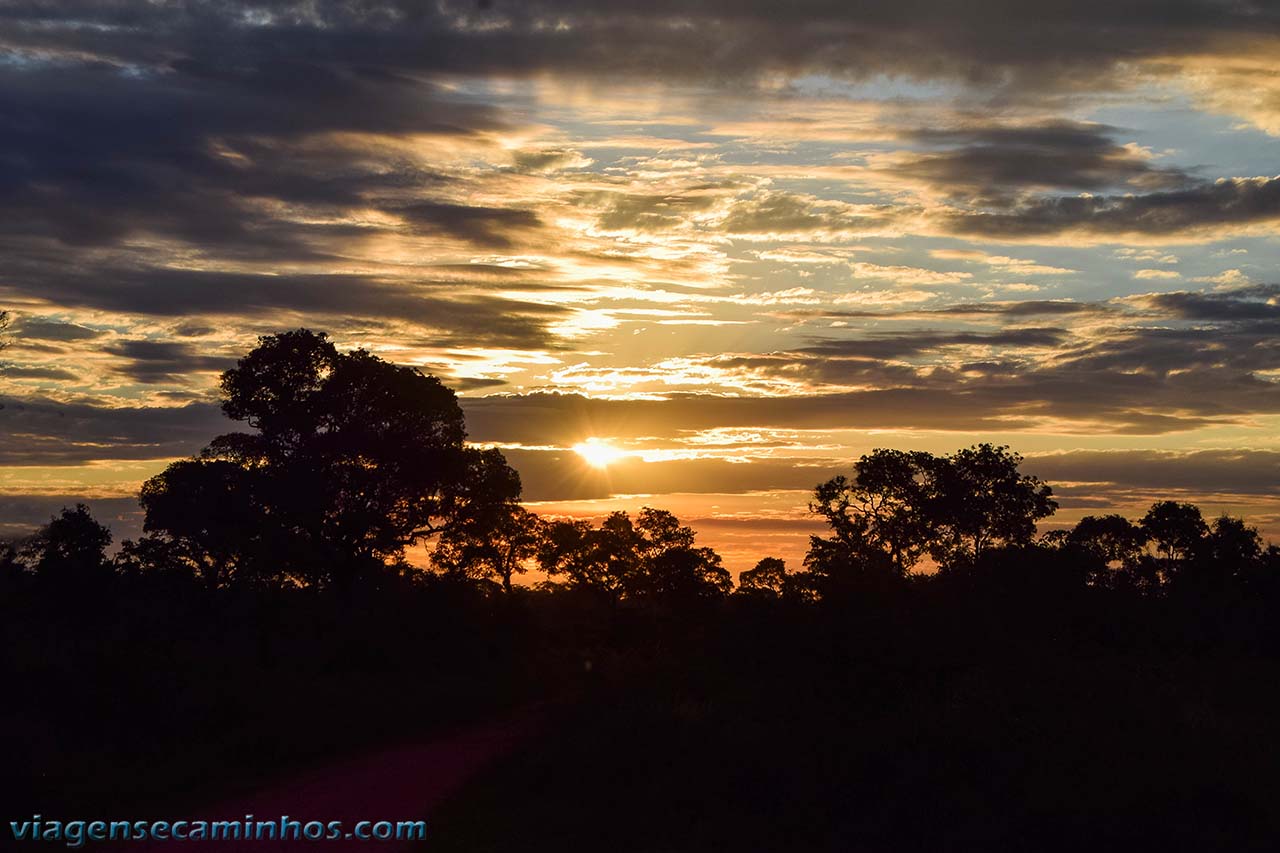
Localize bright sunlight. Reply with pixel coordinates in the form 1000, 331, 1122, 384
572, 438, 628, 468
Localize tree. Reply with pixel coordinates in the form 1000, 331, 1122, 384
926, 444, 1057, 570
808, 449, 933, 579
1067, 515, 1149, 565
1141, 501, 1207, 583
632, 508, 732, 599
807, 444, 1057, 583
137, 458, 271, 589
23, 504, 113, 584
0, 309, 10, 350
738, 557, 790, 597
143, 329, 505, 590
537, 508, 730, 601
1184, 514, 1262, 588
432, 452, 541, 592
536, 518, 624, 598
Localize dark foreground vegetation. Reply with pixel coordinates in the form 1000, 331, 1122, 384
5, 330, 1280, 849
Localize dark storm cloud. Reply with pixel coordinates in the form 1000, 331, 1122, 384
0, 398, 226, 465
944, 177, 1280, 239
892, 121, 1193, 200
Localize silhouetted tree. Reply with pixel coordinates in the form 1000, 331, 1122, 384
537, 508, 729, 601
113, 535, 196, 583
0, 309, 10, 350
537, 518, 622, 598
632, 508, 732, 599
22, 504, 113, 585
433, 451, 540, 593
1181, 514, 1263, 590
138, 459, 268, 588
738, 557, 789, 597
1141, 500, 1208, 584
808, 444, 1057, 584
808, 449, 932, 581
142, 329, 507, 590
926, 444, 1057, 571
0, 536, 21, 582
1067, 514, 1148, 565
1054, 514, 1149, 588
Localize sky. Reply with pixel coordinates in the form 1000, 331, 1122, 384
3, 1, 1280, 573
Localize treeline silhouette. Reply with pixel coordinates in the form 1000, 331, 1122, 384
5, 329, 1280, 850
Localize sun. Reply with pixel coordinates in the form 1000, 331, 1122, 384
573, 438, 628, 469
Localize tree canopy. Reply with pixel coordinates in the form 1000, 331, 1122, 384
138, 329, 516, 589
807, 443, 1057, 582
537, 508, 730, 601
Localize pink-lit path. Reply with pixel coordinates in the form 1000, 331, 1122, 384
137, 705, 546, 851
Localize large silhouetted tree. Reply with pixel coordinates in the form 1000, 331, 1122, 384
926, 444, 1057, 570
141, 329, 512, 589
22, 504, 113, 585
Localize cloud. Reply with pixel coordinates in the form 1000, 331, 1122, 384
929, 249, 1076, 276
884, 121, 1192, 201
465, 283, 1280, 437
9, 318, 105, 342
720, 191, 903, 240
512, 148, 593, 173
0, 365, 81, 381
2, 1, 1275, 98
398, 202, 544, 249
0, 398, 225, 465
0, 495, 142, 541
941, 176, 1280, 242
0, 61, 503, 254
0, 266, 566, 350
103, 340, 236, 385
1122, 285, 1280, 321
797, 328, 1067, 360
1027, 449, 1280, 499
